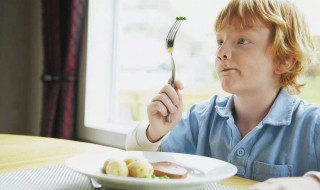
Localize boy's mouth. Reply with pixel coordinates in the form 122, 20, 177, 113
220, 68, 236, 72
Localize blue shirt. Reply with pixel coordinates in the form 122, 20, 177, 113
161, 89, 320, 181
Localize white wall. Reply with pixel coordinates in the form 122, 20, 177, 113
0, 0, 42, 135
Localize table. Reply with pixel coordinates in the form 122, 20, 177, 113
0, 134, 258, 189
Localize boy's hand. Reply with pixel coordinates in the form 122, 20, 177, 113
248, 176, 320, 190
146, 80, 184, 142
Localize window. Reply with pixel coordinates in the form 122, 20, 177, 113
78, 0, 320, 149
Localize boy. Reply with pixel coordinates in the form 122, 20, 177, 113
126, 0, 320, 189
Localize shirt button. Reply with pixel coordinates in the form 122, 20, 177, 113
236, 148, 245, 157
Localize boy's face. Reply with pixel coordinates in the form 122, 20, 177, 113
215, 21, 281, 95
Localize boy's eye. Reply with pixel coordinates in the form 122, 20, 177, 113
217, 40, 223, 46
238, 39, 249, 45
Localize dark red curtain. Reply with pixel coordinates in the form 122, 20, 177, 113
40, 0, 87, 139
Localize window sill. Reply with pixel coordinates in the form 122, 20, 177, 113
78, 121, 139, 150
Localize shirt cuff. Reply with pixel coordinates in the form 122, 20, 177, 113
125, 121, 162, 151
304, 171, 320, 183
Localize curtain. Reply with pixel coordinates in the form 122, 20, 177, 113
40, 0, 86, 139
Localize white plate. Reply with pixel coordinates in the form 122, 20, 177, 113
65, 151, 237, 190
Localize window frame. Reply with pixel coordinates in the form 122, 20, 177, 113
77, 0, 137, 149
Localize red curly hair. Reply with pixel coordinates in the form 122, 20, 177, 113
214, 0, 316, 94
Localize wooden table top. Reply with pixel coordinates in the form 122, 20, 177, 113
0, 134, 258, 189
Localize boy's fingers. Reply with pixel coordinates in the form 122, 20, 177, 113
148, 101, 169, 116
167, 79, 184, 90
159, 84, 180, 106
151, 93, 178, 114
174, 80, 184, 90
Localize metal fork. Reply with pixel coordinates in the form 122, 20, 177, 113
90, 178, 102, 189
166, 17, 185, 122
90, 178, 113, 190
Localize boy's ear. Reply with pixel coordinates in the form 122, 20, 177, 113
275, 56, 296, 74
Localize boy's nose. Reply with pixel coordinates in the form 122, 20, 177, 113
217, 46, 231, 61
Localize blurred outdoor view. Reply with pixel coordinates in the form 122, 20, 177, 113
87, 0, 320, 124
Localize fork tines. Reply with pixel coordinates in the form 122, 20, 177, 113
166, 20, 183, 49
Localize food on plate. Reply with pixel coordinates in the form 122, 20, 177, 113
103, 157, 188, 179
124, 157, 146, 166
103, 157, 153, 178
102, 157, 120, 172
102, 159, 110, 171
105, 158, 129, 176
128, 160, 154, 178
151, 161, 188, 179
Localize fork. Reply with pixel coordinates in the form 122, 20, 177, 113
90, 178, 102, 189
166, 17, 185, 122
90, 178, 112, 190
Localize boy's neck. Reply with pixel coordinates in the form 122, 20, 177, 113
233, 88, 281, 138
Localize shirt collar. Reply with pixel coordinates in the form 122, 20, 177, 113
215, 95, 234, 117
215, 88, 298, 126
262, 88, 298, 126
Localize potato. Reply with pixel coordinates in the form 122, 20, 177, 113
124, 157, 146, 166
103, 157, 118, 172
103, 159, 110, 172
128, 160, 154, 178
105, 159, 129, 176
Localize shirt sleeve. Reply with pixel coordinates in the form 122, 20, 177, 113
125, 121, 162, 151
161, 105, 201, 154
305, 117, 320, 183
315, 119, 320, 171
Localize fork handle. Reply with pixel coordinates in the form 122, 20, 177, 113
167, 53, 175, 123
167, 114, 172, 123
169, 53, 175, 86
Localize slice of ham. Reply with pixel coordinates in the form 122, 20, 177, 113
151, 161, 188, 179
